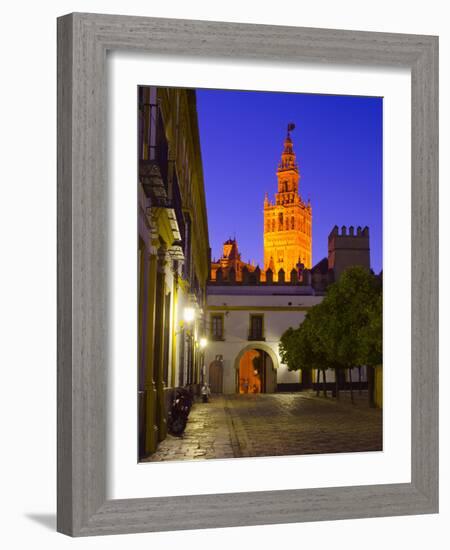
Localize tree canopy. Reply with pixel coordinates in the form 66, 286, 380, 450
279, 266, 382, 374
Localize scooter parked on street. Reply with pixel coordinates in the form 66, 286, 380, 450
167, 388, 193, 436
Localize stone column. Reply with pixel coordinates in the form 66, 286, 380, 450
170, 268, 178, 389
154, 244, 168, 441
144, 234, 159, 455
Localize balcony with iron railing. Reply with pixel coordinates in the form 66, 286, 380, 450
139, 103, 170, 205
139, 100, 184, 236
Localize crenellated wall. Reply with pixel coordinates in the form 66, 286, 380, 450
328, 225, 370, 280
211, 266, 313, 287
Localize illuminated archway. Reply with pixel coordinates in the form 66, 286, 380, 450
234, 344, 279, 394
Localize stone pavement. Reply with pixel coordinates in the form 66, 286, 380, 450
143, 391, 382, 462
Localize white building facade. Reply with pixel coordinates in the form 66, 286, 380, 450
204, 284, 326, 394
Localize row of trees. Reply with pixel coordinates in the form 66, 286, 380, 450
279, 266, 382, 405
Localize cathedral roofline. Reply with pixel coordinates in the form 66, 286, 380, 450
207, 283, 316, 296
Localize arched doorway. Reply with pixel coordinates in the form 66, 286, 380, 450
208, 357, 223, 394
235, 345, 278, 394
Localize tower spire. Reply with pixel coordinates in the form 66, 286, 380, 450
263, 123, 312, 275
276, 123, 299, 197
278, 122, 298, 173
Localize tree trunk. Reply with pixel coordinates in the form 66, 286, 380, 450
367, 366, 376, 408
323, 369, 327, 398
316, 369, 320, 397
335, 368, 340, 400
349, 368, 354, 404
358, 366, 362, 395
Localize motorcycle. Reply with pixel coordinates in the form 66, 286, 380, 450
167, 388, 193, 436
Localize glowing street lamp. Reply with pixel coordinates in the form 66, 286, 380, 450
199, 337, 208, 349
183, 307, 195, 323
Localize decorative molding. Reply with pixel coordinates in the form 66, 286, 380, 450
207, 305, 311, 312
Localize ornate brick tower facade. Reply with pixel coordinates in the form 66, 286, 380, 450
264, 125, 312, 279
210, 238, 255, 282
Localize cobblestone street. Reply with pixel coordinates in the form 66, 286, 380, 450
144, 392, 382, 462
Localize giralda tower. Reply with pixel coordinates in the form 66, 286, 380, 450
263, 124, 312, 279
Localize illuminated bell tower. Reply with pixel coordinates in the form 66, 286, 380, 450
264, 124, 312, 279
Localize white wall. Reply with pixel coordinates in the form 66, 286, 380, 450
206, 294, 322, 390
208, 293, 323, 307
1, 1, 448, 549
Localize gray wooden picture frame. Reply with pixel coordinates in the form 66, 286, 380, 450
57, 12, 438, 537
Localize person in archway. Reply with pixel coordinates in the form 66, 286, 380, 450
201, 383, 211, 403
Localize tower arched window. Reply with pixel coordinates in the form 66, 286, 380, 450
291, 216, 295, 229
272, 219, 275, 232
278, 213, 283, 231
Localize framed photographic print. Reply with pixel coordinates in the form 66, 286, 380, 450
57, 13, 438, 536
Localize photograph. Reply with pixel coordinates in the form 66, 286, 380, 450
138, 85, 383, 462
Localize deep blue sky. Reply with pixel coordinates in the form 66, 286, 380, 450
196, 89, 382, 273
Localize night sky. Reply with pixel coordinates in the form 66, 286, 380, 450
196, 89, 383, 274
